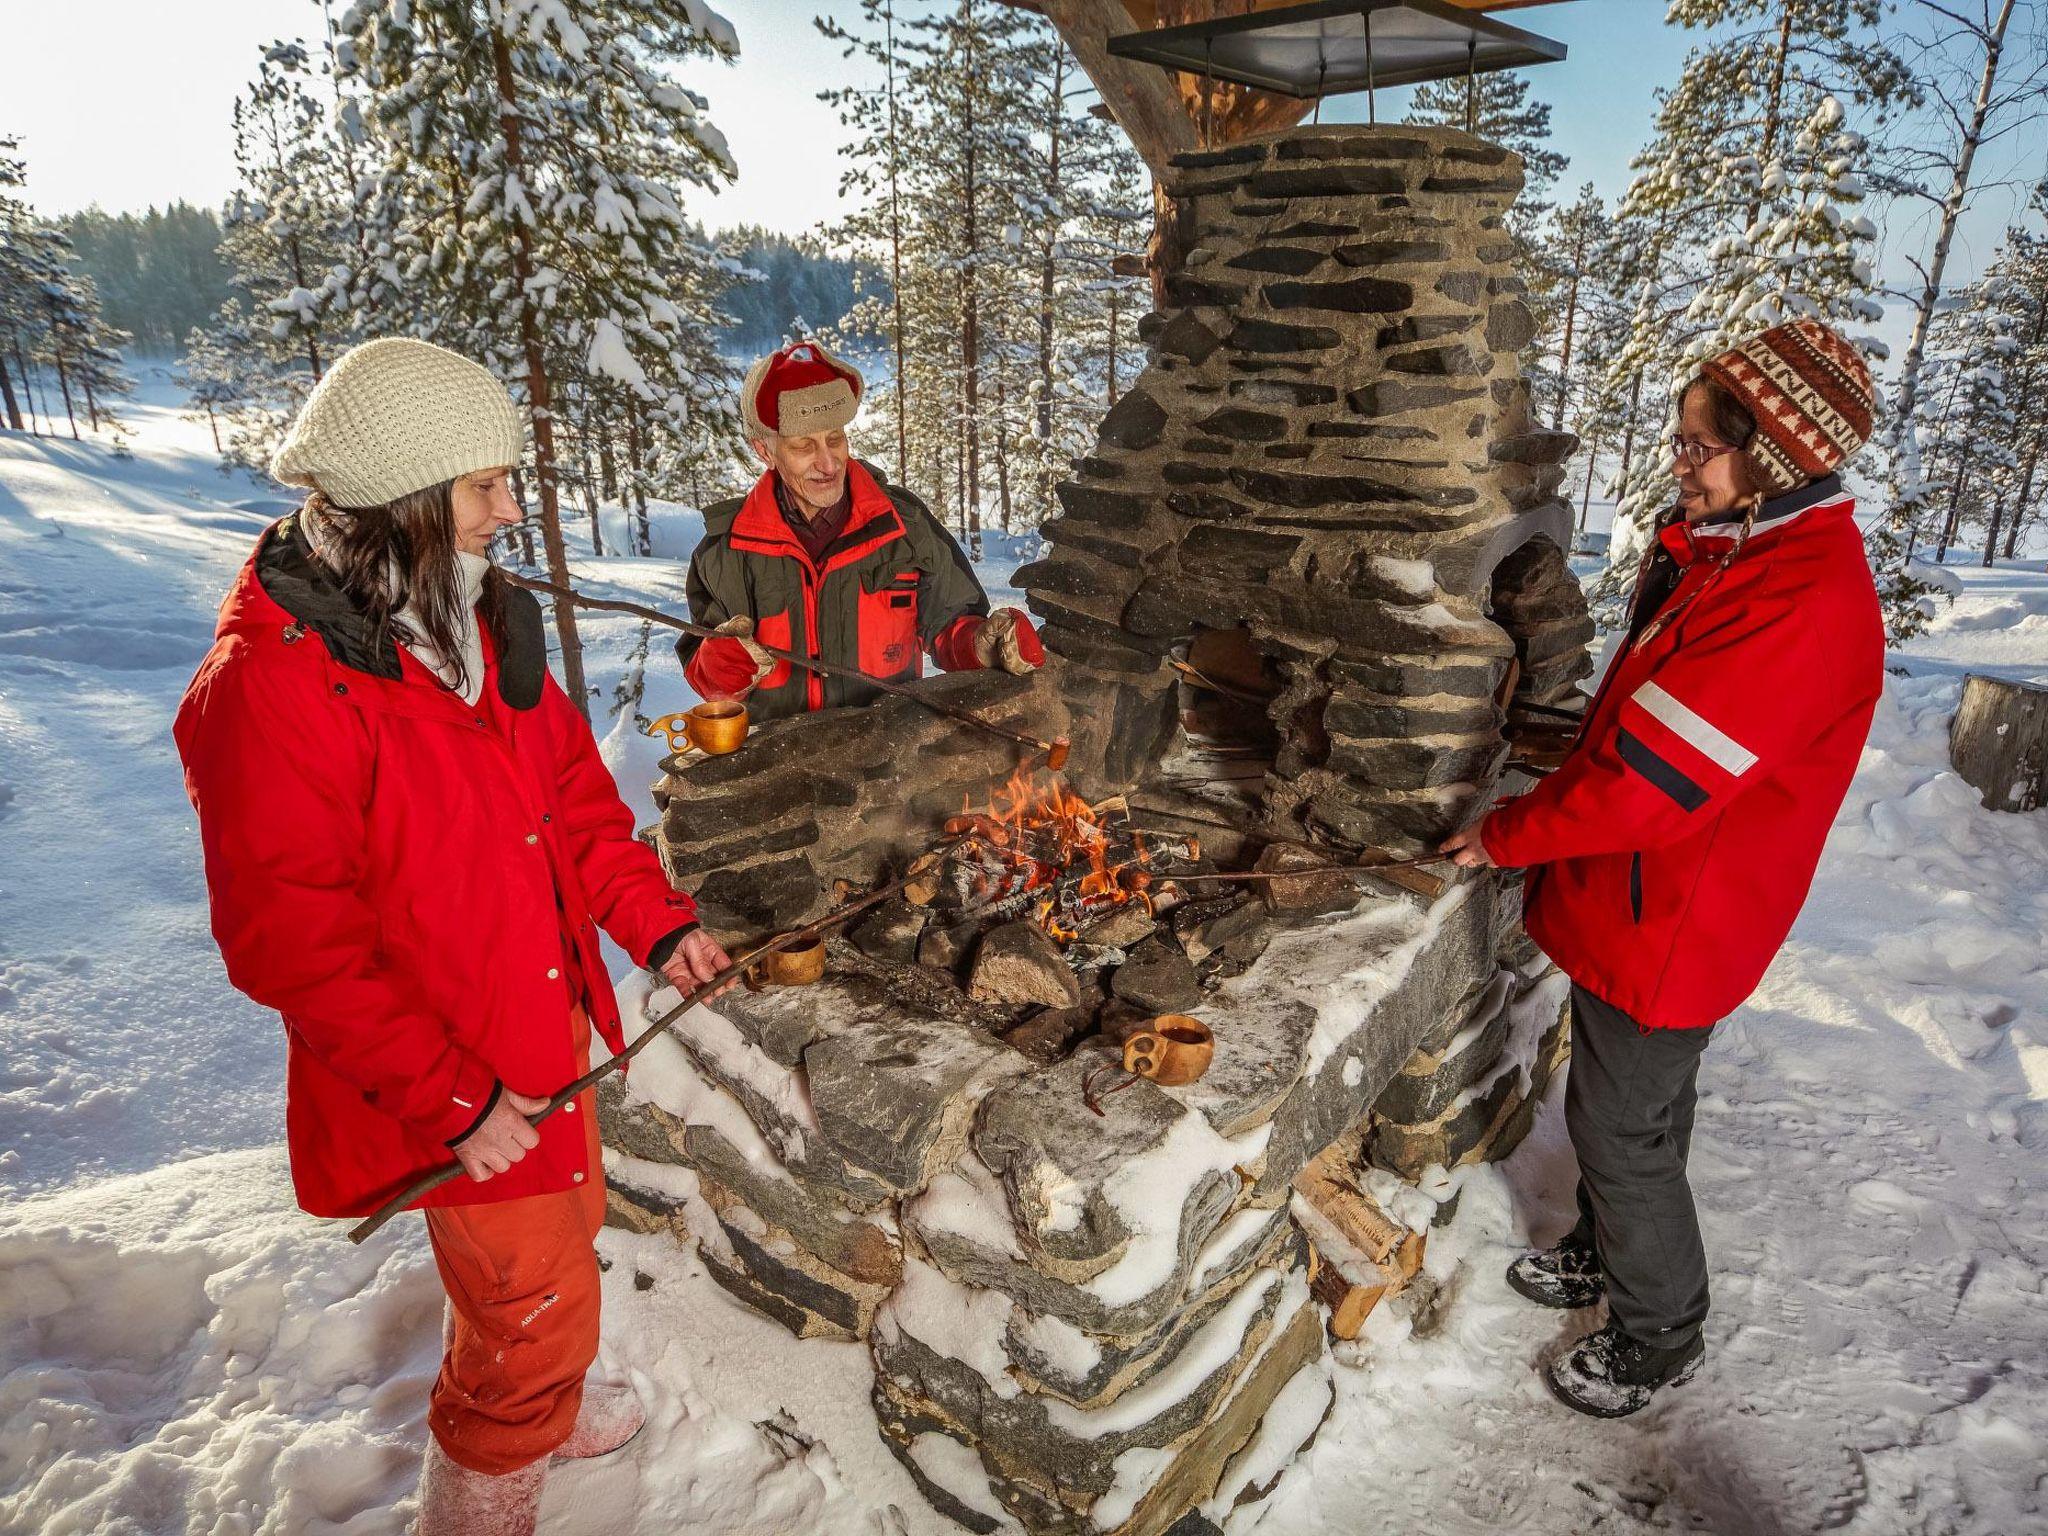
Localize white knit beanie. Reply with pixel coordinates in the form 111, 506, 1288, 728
271, 337, 526, 508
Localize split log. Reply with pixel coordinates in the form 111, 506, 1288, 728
1949, 673, 2048, 814
1292, 1132, 1426, 1341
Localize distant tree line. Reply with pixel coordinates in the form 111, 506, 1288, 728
60, 204, 229, 354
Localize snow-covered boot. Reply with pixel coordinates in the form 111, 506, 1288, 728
1506, 1236, 1606, 1310
555, 1381, 647, 1460
1545, 1321, 1704, 1418
413, 1439, 547, 1536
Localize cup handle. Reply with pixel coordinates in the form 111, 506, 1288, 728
1123, 1032, 1162, 1079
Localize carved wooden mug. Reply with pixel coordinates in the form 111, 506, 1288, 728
1122, 1016, 1214, 1087
646, 699, 751, 757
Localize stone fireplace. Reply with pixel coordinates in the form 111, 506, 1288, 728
601, 124, 1591, 1536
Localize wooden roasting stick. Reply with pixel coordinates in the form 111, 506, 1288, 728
502, 571, 1068, 771
346, 840, 975, 1245
1172, 853, 1454, 902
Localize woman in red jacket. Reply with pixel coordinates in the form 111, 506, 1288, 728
1440, 319, 1884, 1417
175, 338, 732, 1532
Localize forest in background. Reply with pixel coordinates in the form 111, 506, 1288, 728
4, 0, 2046, 696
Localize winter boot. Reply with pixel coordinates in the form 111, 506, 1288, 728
414, 1438, 547, 1536
1506, 1235, 1605, 1310
555, 1381, 647, 1460
1545, 1321, 1704, 1418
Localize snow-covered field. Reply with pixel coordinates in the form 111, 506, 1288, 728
2, 378, 2043, 1534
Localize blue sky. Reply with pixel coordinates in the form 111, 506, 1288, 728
3, 0, 2032, 316
0, 0, 1689, 226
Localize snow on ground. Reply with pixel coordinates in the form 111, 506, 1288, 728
3, 380, 2044, 1533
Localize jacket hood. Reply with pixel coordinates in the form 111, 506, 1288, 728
217, 512, 547, 710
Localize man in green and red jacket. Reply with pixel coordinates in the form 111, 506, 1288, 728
680, 340, 1042, 717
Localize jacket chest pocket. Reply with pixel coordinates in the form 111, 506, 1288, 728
857, 569, 922, 681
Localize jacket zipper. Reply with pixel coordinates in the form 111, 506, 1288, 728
1628, 852, 1644, 924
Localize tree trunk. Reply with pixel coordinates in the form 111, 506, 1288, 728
16, 343, 45, 435
959, 9, 984, 561
1746, 9, 1795, 228
1036, 50, 1064, 446
625, 404, 652, 557
885, 0, 909, 486
1980, 493, 2004, 567
1948, 673, 2048, 813
576, 387, 605, 557
205, 401, 221, 453
1550, 223, 1587, 432
1106, 285, 1121, 407
1937, 464, 1967, 562
52, 346, 79, 440
492, 30, 588, 720
1578, 431, 1599, 531
994, 373, 1014, 536
0, 349, 21, 431
1616, 370, 1644, 488
1889, 0, 2016, 459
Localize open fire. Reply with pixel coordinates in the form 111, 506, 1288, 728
925, 769, 1199, 942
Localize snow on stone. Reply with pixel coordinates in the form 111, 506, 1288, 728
604, 1147, 734, 1263
1186, 1204, 1283, 1293
1091, 1445, 1176, 1530
1047, 1271, 1299, 1441
1010, 1308, 1103, 1382
1368, 555, 1435, 597
907, 1432, 1019, 1531
1084, 1116, 1274, 1307
877, 1253, 1021, 1400
616, 979, 802, 1180
1200, 1354, 1335, 1523
906, 1152, 1026, 1260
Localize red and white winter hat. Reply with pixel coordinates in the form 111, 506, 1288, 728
739, 340, 865, 441
1698, 318, 1875, 497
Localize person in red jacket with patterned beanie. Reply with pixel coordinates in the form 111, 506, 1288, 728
175, 338, 735, 1533
680, 339, 1044, 717
1440, 318, 1884, 1417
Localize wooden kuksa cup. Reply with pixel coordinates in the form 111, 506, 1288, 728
1122, 1016, 1214, 1087
685, 699, 750, 755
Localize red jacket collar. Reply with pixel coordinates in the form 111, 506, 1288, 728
1659, 482, 1856, 568
729, 460, 905, 571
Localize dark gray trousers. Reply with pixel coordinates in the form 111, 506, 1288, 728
1563, 983, 1715, 1349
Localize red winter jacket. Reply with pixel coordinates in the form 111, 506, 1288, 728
1483, 480, 1882, 1030
175, 515, 697, 1216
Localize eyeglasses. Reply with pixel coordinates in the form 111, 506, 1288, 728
1670, 435, 1744, 470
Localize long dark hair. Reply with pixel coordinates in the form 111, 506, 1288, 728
1680, 376, 1765, 499
305, 480, 509, 694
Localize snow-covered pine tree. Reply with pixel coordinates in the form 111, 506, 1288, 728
819, 0, 916, 485
174, 327, 247, 455
1920, 276, 2018, 561
336, 0, 740, 716
203, 39, 370, 469
895, 0, 1039, 558
1006, 18, 1151, 533
1973, 215, 2048, 562
1588, 0, 1912, 627
1870, 0, 2045, 617
1406, 69, 1566, 214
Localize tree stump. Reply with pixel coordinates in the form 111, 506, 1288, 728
1949, 674, 2048, 814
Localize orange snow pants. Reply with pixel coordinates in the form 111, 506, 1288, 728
423, 1005, 607, 1475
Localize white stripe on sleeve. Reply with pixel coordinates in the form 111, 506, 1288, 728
1631, 681, 1759, 777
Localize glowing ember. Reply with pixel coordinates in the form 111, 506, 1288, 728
934, 769, 1194, 942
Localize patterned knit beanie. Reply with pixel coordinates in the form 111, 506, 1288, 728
740, 340, 864, 441
271, 338, 525, 508
1698, 319, 1874, 497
